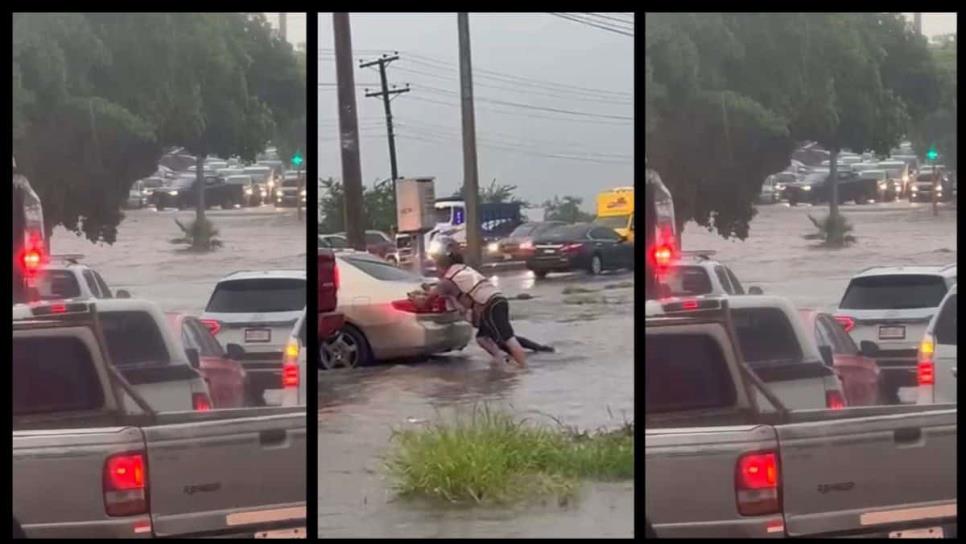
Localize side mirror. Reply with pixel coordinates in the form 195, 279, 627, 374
748, 286, 764, 295
818, 345, 834, 367
225, 343, 245, 360
185, 348, 201, 369
859, 340, 879, 358
116, 289, 132, 299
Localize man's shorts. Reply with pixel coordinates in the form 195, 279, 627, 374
476, 296, 514, 344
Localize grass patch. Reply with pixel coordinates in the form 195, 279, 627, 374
384, 407, 634, 505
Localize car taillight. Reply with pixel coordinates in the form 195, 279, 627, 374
826, 390, 846, 410
200, 319, 221, 336
192, 392, 212, 412
283, 361, 299, 389
520, 241, 533, 250
333, 262, 340, 291
103, 452, 148, 516
735, 451, 780, 516
917, 333, 936, 389
391, 297, 447, 314
562, 243, 582, 253
834, 316, 855, 333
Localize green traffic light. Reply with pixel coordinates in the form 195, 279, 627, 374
291, 152, 303, 167
927, 147, 938, 161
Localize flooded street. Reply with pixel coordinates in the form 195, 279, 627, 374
318, 269, 635, 538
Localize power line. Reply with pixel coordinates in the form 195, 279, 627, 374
547, 13, 634, 37
404, 94, 632, 126
411, 82, 632, 120
581, 13, 635, 28
394, 129, 631, 164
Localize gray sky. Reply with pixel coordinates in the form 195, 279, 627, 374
318, 13, 634, 211
265, 13, 307, 49
902, 12, 956, 38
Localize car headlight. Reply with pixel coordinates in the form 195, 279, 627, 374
260, 190, 267, 197
428, 240, 442, 255
802, 185, 812, 191
487, 242, 499, 253
903, 175, 909, 183
878, 182, 887, 189
244, 188, 253, 195
168, 190, 179, 196
775, 183, 785, 191
301, 189, 307, 196
268, 180, 275, 189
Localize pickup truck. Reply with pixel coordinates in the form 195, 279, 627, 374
645, 298, 956, 538
13, 302, 306, 538
319, 248, 344, 343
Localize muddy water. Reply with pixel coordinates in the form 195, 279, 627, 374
318, 269, 635, 538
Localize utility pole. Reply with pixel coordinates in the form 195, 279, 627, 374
360, 53, 410, 213
914, 13, 922, 36
458, 13, 482, 268
279, 13, 288, 42
333, 13, 366, 251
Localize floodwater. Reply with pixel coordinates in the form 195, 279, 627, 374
318, 269, 635, 538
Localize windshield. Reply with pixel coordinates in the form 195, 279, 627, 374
205, 278, 306, 313
435, 206, 455, 224
803, 173, 828, 184
282, 179, 299, 187
594, 215, 630, 229
142, 178, 164, 188
840, 275, 949, 310
732, 308, 803, 364
541, 225, 589, 241
509, 223, 538, 237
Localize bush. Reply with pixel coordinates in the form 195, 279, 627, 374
805, 212, 856, 247
170, 217, 223, 250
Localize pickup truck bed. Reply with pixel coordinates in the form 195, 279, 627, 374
645, 301, 957, 538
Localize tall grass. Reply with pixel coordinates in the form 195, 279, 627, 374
384, 406, 634, 505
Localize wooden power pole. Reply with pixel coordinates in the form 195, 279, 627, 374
333, 13, 366, 251
458, 13, 482, 268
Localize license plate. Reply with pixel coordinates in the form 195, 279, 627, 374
245, 328, 272, 343
889, 527, 943, 538
879, 325, 906, 340
541, 249, 555, 255
255, 527, 306, 538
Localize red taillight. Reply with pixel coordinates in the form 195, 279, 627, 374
562, 243, 583, 253
834, 316, 855, 333
918, 361, 935, 386
200, 319, 221, 336
103, 452, 147, 516
681, 299, 699, 310
283, 362, 299, 388
735, 451, 780, 516
22, 248, 42, 271
391, 297, 447, 314
826, 390, 846, 410
49, 303, 67, 314
333, 262, 340, 291
192, 393, 212, 412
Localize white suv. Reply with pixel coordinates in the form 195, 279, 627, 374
834, 265, 957, 403
200, 270, 306, 404
661, 251, 762, 297
917, 284, 957, 405
36, 259, 127, 301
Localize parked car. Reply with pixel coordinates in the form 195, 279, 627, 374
917, 284, 957, 405
165, 312, 247, 409
225, 174, 264, 206
798, 309, 884, 406
200, 270, 306, 405
320, 252, 472, 369
526, 223, 634, 278
492, 221, 566, 261
645, 297, 957, 538
834, 264, 957, 404
878, 160, 910, 198
14, 298, 213, 412
661, 251, 760, 297
35, 258, 126, 301
13, 301, 307, 539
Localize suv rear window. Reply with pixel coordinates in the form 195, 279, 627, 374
344, 257, 420, 282
840, 275, 948, 310
732, 308, 803, 364
206, 278, 306, 313
645, 332, 737, 413
100, 311, 170, 366
666, 266, 713, 296
14, 336, 104, 415
934, 294, 957, 345
36, 270, 82, 300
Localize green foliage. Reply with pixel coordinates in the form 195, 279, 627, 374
542, 195, 594, 223
805, 213, 856, 247
384, 407, 633, 505
451, 179, 529, 205
13, 13, 304, 244
318, 177, 397, 234
646, 13, 943, 239
170, 217, 223, 251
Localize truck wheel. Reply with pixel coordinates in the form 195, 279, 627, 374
221, 197, 233, 210
589, 254, 604, 275
533, 270, 548, 279
156, 201, 165, 211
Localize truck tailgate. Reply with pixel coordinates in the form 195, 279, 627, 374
776, 408, 957, 536
143, 410, 306, 537
645, 425, 785, 538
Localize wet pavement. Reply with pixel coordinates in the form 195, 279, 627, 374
318, 269, 635, 538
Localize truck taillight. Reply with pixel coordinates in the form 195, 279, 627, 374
192, 393, 212, 412
103, 452, 148, 516
834, 316, 855, 333
735, 451, 780, 516
918, 362, 935, 386
283, 361, 299, 389
826, 390, 846, 410
200, 319, 221, 336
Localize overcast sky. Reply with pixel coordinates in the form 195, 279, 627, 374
265, 13, 307, 48
902, 12, 957, 37
317, 13, 634, 212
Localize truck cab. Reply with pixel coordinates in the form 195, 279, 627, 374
594, 186, 635, 241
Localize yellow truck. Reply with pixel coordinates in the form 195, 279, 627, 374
594, 186, 634, 241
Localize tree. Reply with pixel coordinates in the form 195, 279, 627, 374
542, 195, 594, 223
319, 177, 345, 234
452, 179, 529, 205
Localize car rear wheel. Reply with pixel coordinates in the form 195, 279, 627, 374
320, 324, 370, 370
589, 254, 603, 275
533, 270, 548, 279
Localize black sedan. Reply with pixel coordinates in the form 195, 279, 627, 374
526, 223, 634, 278
491, 221, 566, 261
